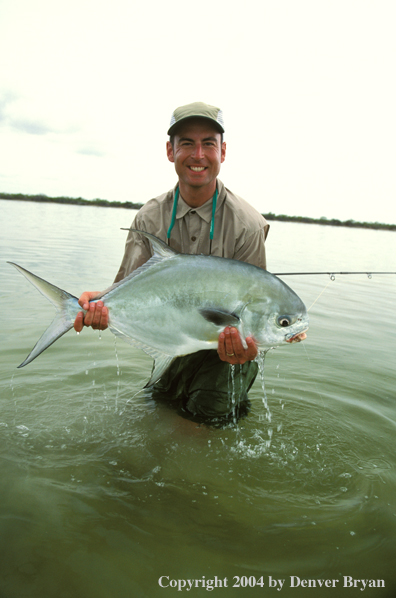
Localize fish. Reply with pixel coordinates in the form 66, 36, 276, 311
8, 230, 309, 385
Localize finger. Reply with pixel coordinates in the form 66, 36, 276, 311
228, 327, 246, 360
73, 311, 85, 333
224, 327, 238, 360
82, 302, 96, 327
245, 337, 258, 360
91, 301, 102, 329
223, 327, 244, 364
218, 329, 238, 363
78, 291, 100, 310
91, 302, 109, 330
90, 301, 105, 329
100, 306, 109, 330
78, 292, 92, 310
217, 331, 227, 361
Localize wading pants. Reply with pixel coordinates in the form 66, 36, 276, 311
149, 350, 258, 422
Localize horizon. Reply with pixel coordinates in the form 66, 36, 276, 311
2, 192, 395, 229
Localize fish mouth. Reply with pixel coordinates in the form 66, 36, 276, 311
285, 328, 309, 343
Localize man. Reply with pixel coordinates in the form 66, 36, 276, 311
74, 102, 270, 422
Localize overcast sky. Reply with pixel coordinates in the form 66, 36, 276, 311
1, 0, 395, 223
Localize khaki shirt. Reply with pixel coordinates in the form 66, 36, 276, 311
114, 179, 269, 283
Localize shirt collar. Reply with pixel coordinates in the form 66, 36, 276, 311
175, 180, 226, 223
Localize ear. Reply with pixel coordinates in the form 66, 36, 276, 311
166, 140, 175, 163
221, 141, 226, 164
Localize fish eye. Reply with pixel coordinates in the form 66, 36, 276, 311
277, 315, 291, 327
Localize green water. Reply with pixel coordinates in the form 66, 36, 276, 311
1, 200, 395, 597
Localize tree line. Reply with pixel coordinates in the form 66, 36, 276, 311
0, 192, 143, 211
1, 193, 395, 232
261, 212, 396, 231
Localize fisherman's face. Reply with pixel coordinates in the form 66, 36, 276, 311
166, 119, 226, 196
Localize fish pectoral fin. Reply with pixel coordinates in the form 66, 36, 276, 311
198, 307, 240, 328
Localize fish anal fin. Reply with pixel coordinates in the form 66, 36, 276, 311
199, 307, 240, 327
145, 354, 175, 387
109, 325, 174, 386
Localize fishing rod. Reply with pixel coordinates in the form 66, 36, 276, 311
119, 229, 395, 280
274, 271, 396, 280
274, 272, 396, 311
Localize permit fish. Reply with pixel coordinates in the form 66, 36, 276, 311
8, 230, 309, 384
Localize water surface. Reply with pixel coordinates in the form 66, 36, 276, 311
1, 200, 395, 597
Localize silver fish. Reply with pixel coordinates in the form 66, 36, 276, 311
8, 230, 309, 384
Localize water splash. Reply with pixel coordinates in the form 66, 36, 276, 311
114, 337, 120, 413
255, 349, 274, 447
227, 364, 238, 426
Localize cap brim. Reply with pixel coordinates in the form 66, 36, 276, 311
167, 116, 225, 136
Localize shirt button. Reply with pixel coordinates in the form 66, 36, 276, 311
191, 236, 197, 242
190, 210, 196, 214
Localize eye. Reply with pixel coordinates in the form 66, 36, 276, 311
277, 315, 291, 327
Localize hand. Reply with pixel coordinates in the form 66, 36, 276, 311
73, 292, 109, 332
217, 326, 258, 365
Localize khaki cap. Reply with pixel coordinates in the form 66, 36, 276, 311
167, 101, 225, 136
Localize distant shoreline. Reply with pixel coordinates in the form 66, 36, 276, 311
1, 193, 395, 232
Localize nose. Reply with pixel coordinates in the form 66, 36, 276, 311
191, 143, 204, 160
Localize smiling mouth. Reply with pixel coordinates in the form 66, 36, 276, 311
189, 166, 207, 172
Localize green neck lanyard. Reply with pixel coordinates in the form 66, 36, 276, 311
167, 186, 218, 253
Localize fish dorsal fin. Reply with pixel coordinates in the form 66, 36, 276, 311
199, 307, 240, 327
100, 230, 179, 299
125, 229, 178, 259
100, 255, 167, 298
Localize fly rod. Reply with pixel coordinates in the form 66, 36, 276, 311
119, 229, 395, 280
274, 271, 396, 279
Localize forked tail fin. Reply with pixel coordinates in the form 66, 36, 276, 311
8, 262, 81, 367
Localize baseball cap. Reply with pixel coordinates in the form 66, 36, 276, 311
167, 101, 225, 136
